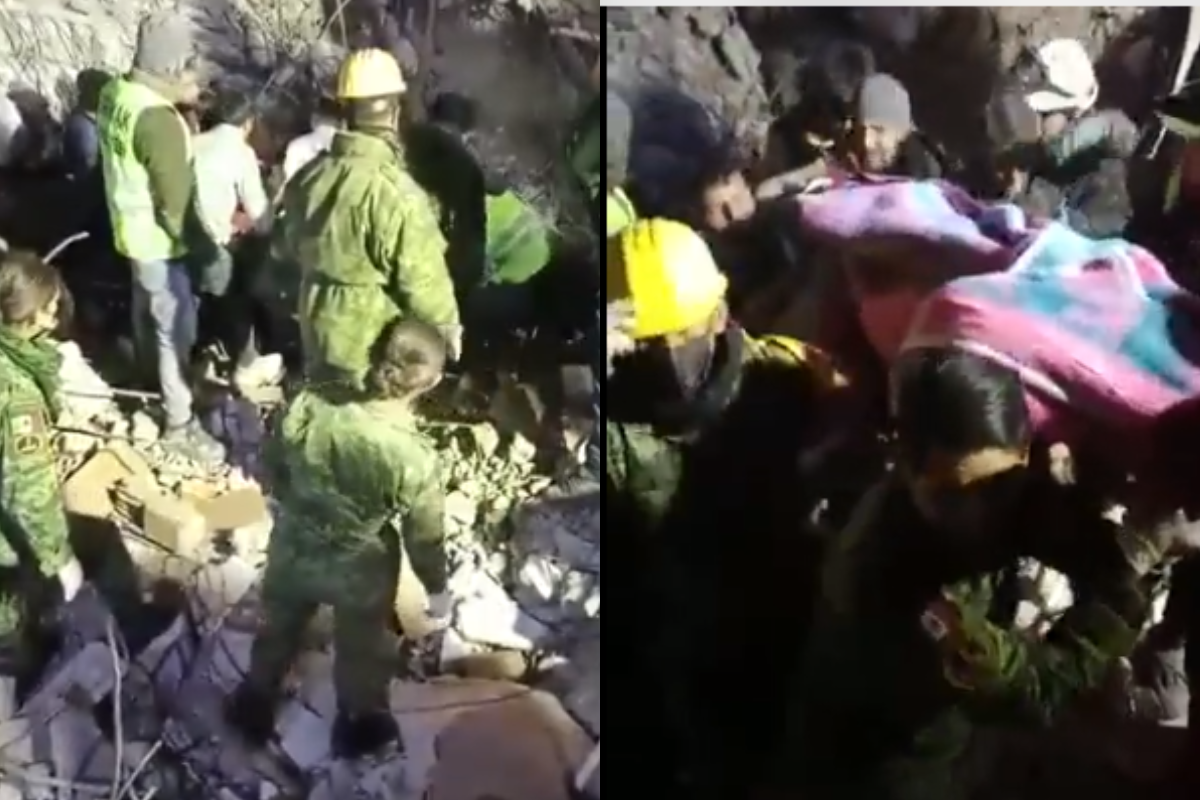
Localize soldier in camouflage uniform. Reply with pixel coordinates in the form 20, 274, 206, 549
225, 319, 451, 759
606, 219, 861, 797
776, 347, 1181, 800
273, 48, 461, 387
0, 252, 74, 677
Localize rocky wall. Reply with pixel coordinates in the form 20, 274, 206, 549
606, 7, 1186, 171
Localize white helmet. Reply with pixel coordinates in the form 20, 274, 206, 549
1022, 38, 1099, 115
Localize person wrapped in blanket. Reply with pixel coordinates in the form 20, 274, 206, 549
605, 217, 866, 799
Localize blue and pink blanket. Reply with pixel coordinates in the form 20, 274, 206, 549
798, 178, 1200, 456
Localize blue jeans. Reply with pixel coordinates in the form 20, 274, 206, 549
131, 258, 196, 428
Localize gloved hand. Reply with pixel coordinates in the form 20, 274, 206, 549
1119, 506, 1200, 575
605, 300, 636, 376
438, 325, 463, 362
424, 592, 452, 629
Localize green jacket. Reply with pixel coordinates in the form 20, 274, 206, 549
274, 130, 460, 385
0, 330, 70, 613
789, 477, 1147, 800
484, 191, 551, 286
264, 388, 448, 596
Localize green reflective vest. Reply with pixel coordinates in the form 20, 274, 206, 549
98, 79, 192, 260
484, 191, 551, 286
606, 188, 636, 237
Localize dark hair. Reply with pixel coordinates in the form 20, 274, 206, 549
892, 347, 1031, 471
209, 87, 257, 128
75, 68, 112, 115
802, 42, 877, 121
365, 319, 447, 398
984, 89, 1041, 155
0, 250, 63, 327
428, 92, 477, 133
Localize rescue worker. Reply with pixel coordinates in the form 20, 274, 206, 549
606, 218, 858, 797
192, 88, 271, 379
225, 318, 452, 758
1017, 38, 1137, 180
96, 10, 224, 463
779, 345, 1177, 800
274, 47, 461, 385
0, 251, 75, 686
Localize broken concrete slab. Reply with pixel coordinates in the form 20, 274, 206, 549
61, 442, 155, 521
194, 486, 273, 559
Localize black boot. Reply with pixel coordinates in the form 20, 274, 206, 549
224, 681, 278, 746
331, 709, 402, 759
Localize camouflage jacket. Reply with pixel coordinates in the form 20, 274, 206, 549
787, 476, 1148, 800
274, 130, 460, 385
264, 388, 448, 595
0, 329, 69, 576
606, 329, 846, 526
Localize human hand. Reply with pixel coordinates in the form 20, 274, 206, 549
605, 300, 636, 374
438, 325, 463, 361
424, 591, 452, 629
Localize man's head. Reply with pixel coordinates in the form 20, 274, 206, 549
851, 73, 913, 172
74, 69, 112, 117
366, 319, 448, 402
1019, 38, 1098, 139
984, 90, 1042, 198
336, 48, 407, 133
131, 10, 202, 105
209, 87, 257, 138
606, 219, 730, 400
688, 144, 755, 233
891, 347, 1031, 542
0, 249, 65, 338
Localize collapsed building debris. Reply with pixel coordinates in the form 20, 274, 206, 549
5, 323, 601, 797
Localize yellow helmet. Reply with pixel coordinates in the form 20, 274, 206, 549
336, 48, 406, 100
607, 219, 728, 340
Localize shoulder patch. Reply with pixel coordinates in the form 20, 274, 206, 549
8, 404, 50, 456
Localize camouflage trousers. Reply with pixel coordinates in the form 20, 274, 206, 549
248, 523, 402, 715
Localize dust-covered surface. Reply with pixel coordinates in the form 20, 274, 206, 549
0, 343, 603, 797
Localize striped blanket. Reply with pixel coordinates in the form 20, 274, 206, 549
800, 178, 1200, 455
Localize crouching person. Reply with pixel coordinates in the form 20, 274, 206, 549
779, 347, 1172, 800
0, 252, 75, 689
225, 319, 452, 759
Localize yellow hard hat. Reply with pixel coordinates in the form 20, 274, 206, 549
607, 219, 728, 340
336, 48, 406, 100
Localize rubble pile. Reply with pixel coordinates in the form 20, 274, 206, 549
0, 343, 601, 798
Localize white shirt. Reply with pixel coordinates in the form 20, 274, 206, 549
282, 124, 338, 184
0, 95, 25, 168
192, 123, 269, 245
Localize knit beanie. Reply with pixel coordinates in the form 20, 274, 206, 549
855, 73, 912, 130
132, 9, 197, 79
